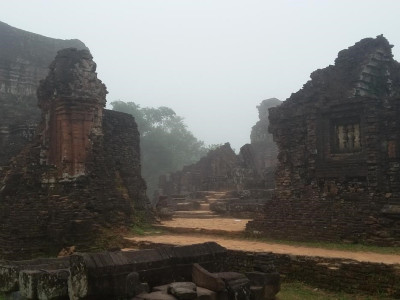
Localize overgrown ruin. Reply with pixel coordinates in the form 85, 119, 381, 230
158, 36, 400, 247
248, 36, 400, 245
0, 48, 151, 259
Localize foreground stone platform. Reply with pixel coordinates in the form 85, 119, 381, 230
0, 242, 280, 300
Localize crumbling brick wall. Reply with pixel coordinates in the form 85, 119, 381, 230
247, 36, 400, 246
246, 98, 281, 188
159, 143, 240, 195
0, 49, 150, 259
0, 21, 87, 166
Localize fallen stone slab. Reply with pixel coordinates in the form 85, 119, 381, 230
68, 249, 172, 300
193, 263, 252, 300
68, 243, 227, 300
154, 283, 218, 300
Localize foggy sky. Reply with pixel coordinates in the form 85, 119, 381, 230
2, 0, 400, 150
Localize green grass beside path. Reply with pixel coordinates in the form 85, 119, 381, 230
278, 282, 396, 300
244, 236, 400, 255
130, 224, 400, 255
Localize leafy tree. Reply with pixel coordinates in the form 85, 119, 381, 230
111, 101, 208, 198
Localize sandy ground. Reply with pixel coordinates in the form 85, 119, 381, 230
125, 216, 400, 265
157, 217, 251, 232
126, 233, 400, 265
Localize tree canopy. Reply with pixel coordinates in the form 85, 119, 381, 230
111, 100, 208, 198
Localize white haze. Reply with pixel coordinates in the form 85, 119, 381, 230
2, 0, 400, 150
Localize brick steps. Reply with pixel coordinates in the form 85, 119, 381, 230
152, 224, 244, 236
173, 210, 219, 219
157, 191, 252, 236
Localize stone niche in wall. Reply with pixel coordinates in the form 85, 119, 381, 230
316, 105, 367, 178
247, 36, 400, 246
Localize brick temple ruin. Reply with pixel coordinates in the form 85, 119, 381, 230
158, 98, 280, 196
0, 48, 151, 259
248, 35, 400, 245
0, 21, 87, 166
158, 36, 400, 246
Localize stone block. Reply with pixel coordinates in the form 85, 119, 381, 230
218, 273, 250, 300
36, 269, 70, 300
68, 249, 172, 299
0, 263, 20, 292
0, 258, 69, 293
171, 243, 226, 282
134, 291, 177, 300
196, 287, 217, 300
168, 282, 197, 299
192, 264, 225, 292
127, 272, 149, 298
19, 268, 70, 300
246, 272, 280, 287
19, 270, 41, 299
250, 286, 263, 300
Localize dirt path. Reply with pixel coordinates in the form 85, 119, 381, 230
154, 217, 251, 233
126, 233, 400, 265
126, 216, 400, 265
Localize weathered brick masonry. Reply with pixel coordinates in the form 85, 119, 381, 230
0, 21, 87, 166
158, 98, 281, 196
0, 49, 150, 259
247, 36, 400, 245
159, 143, 241, 195
248, 98, 281, 189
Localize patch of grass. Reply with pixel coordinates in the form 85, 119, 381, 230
131, 210, 164, 236
0, 293, 4, 300
131, 223, 163, 236
242, 234, 400, 255
90, 227, 131, 251
278, 282, 396, 300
